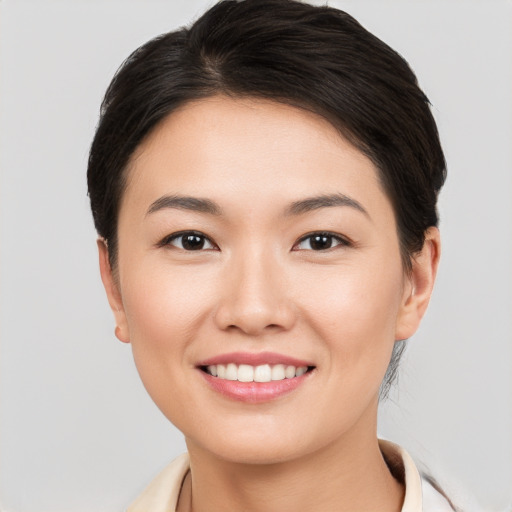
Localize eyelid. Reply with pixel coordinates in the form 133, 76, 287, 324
158, 230, 218, 250
293, 231, 352, 251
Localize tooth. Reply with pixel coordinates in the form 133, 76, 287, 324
271, 364, 285, 380
217, 364, 226, 379
285, 365, 296, 379
295, 366, 307, 377
254, 364, 272, 382
213, 363, 306, 381
237, 364, 254, 382
226, 363, 238, 381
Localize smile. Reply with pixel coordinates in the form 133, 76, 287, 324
203, 363, 311, 382
197, 352, 316, 403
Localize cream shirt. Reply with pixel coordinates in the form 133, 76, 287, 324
127, 440, 454, 512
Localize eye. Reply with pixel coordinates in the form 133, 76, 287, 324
294, 232, 350, 251
159, 231, 216, 251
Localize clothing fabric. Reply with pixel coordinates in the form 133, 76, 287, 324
126, 440, 454, 512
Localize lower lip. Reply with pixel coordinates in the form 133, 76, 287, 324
199, 370, 313, 404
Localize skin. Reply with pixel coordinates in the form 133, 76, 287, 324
99, 96, 440, 512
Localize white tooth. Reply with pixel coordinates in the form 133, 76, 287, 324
217, 364, 226, 379
271, 364, 285, 381
254, 364, 272, 382
207, 365, 217, 377
285, 365, 296, 379
226, 363, 238, 381
237, 364, 254, 382
295, 366, 307, 377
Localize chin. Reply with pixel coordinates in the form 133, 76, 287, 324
183, 416, 334, 467
200, 438, 309, 466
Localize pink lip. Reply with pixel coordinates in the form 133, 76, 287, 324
197, 351, 313, 367
199, 370, 313, 404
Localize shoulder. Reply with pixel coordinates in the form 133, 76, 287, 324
379, 439, 456, 512
126, 453, 190, 512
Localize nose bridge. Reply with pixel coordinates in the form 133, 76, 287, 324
214, 242, 294, 334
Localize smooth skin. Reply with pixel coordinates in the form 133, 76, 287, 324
99, 96, 440, 512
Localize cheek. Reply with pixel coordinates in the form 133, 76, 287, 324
290, 262, 404, 435
300, 254, 403, 326
297, 257, 405, 376
122, 259, 215, 333
119, 261, 216, 396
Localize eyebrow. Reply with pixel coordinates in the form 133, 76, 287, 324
146, 195, 222, 216
285, 193, 369, 218
146, 192, 368, 218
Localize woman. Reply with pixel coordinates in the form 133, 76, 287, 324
87, 1, 452, 510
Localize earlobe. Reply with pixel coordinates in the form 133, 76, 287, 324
97, 239, 130, 343
395, 227, 441, 341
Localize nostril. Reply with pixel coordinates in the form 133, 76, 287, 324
213, 295, 297, 335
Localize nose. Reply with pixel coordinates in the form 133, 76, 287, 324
213, 249, 296, 336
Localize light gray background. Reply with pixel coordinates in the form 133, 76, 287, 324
1, 1, 511, 511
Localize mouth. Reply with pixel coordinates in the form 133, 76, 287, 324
196, 352, 316, 403
200, 363, 314, 382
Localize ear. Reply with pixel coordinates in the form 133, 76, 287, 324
97, 239, 130, 343
395, 227, 441, 341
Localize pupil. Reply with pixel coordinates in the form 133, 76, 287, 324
311, 235, 332, 250
182, 234, 204, 250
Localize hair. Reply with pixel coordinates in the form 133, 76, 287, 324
87, 0, 446, 397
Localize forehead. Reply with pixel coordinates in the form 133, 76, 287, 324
122, 95, 389, 219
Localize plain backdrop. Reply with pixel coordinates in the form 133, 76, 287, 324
1, 1, 511, 511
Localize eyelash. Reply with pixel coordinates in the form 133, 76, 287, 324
293, 231, 352, 252
158, 231, 217, 251
158, 230, 351, 252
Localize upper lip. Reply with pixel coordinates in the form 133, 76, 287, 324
197, 351, 314, 368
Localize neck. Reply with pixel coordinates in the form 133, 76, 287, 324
179, 413, 404, 512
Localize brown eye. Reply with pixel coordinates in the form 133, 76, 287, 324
162, 231, 216, 251
295, 232, 349, 251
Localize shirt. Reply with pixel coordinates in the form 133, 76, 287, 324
126, 440, 454, 512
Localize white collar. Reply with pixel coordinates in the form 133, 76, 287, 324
127, 440, 452, 512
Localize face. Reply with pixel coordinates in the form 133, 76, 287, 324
100, 96, 437, 464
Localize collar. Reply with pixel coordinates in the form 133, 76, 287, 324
379, 439, 423, 512
127, 440, 425, 512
